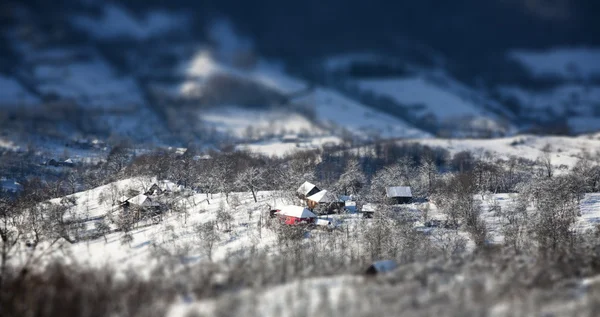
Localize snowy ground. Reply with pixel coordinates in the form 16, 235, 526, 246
173, 44, 430, 140
357, 77, 489, 119
71, 3, 190, 41
0, 75, 39, 107
236, 136, 342, 157
199, 106, 326, 139
406, 135, 600, 169
509, 47, 600, 80
24, 174, 600, 274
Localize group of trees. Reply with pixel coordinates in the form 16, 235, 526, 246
2, 139, 600, 316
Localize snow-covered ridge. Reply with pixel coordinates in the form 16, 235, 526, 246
175, 50, 430, 140
407, 134, 600, 170
509, 47, 600, 79
0, 75, 39, 107
71, 4, 189, 40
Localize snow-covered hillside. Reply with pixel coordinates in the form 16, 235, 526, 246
509, 48, 600, 80
408, 135, 600, 170
172, 49, 430, 140
71, 3, 190, 41
0, 75, 39, 107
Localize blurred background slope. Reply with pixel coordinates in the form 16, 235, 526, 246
0, 0, 599, 149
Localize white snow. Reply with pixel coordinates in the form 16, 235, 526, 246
509, 47, 600, 79
0, 178, 22, 192
168, 275, 359, 317
307, 190, 338, 203
40, 186, 284, 275
498, 85, 600, 118
357, 76, 489, 119
568, 117, 600, 134
200, 106, 324, 139
48, 177, 160, 220
278, 205, 316, 218
236, 136, 342, 157
407, 135, 600, 170
33, 57, 143, 109
323, 52, 383, 72
576, 193, 600, 232
0, 138, 19, 150
296, 87, 431, 139
71, 4, 189, 40
177, 51, 429, 140
0, 75, 39, 106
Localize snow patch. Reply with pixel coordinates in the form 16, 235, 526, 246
0, 75, 39, 106
357, 76, 489, 119
71, 4, 189, 40
509, 48, 600, 79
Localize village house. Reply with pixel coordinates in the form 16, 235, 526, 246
145, 183, 163, 196
276, 205, 317, 225
361, 203, 376, 218
306, 190, 344, 213
122, 194, 160, 209
386, 186, 412, 204
365, 260, 398, 275
119, 193, 162, 223
43, 158, 75, 167
297, 181, 320, 199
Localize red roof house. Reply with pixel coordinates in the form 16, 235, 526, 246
276, 205, 317, 225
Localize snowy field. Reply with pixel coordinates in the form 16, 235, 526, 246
16, 175, 600, 277
405, 135, 600, 170
0, 75, 39, 107
509, 48, 600, 79
71, 3, 189, 41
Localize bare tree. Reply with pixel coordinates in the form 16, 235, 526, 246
335, 159, 366, 196
235, 166, 264, 203
538, 144, 554, 178
95, 220, 111, 243
196, 221, 220, 261
105, 143, 132, 177
0, 197, 22, 286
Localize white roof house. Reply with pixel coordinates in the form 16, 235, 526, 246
386, 186, 412, 198
307, 190, 339, 204
362, 203, 376, 213
297, 181, 320, 196
0, 178, 22, 193
278, 205, 317, 219
127, 194, 160, 207
365, 260, 398, 275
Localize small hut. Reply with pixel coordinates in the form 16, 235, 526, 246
362, 203, 376, 218
297, 181, 320, 199
277, 205, 317, 225
386, 186, 412, 204
365, 260, 398, 275
306, 190, 343, 213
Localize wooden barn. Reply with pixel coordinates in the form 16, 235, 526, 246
362, 203, 376, 218
306, 190, 343, 213
386, 186, 412, 204
277, 205, 317, 225
297, 181, 320, 199
365, 260, 398, 275
120, 194, 162, 223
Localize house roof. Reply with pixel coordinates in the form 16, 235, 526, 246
0, 178, 22, 192
339, 195, 354, 202
278, 205, 317, 218
297, 181, 317, 196
362, 203, 376, 212
386, 186, 412, 198
369, 260, 398, 273
307, 190, 338, 203
127, 194, 160, 207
